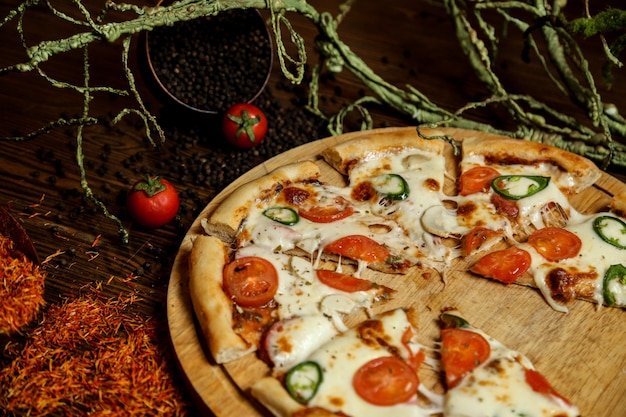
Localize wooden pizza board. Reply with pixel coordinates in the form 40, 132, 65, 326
167, 127, 626, 417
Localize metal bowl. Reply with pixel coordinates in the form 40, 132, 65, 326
145, 6, 273, 115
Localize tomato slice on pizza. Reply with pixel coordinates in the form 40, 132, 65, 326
440, 311, 580, 417
315, 269, 375, 292
458, 165, 501, 196
223, 256, 279, 307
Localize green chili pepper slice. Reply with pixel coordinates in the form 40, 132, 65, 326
441, 311, 470, 329
263, 207, 299, 225
371, 174, 410, 200
593, 215, 626, 249
285, 361, 323, 404
491, 175, 550, 200
603, 264, 626, 307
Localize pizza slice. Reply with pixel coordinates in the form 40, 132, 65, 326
469, 193, 626, 312
250, 308, 444, 417
321, 129, 455, 265
189, 234, 397, 365
439, 310, 580, 417
425, 135, 602, 256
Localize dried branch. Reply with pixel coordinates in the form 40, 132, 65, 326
1, 0, 626, 241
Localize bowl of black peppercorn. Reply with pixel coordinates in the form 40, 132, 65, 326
145, 5, 273, 114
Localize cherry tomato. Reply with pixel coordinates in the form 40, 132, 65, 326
524, 368, 573, 405
222, 103, 268, 148
223, 257, 279, 307
126, 175, 180, 228
298, 196, 354, 223
441, 328, 491, 389
458, 166, 500, 196
461, 226, 503, 257
353, 356, 419, 406
470, 246, 532, 283
527, 227, 582, 262
323, 235, 391, 264
316, 270, 374, 292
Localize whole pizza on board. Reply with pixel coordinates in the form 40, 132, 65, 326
187, 127, 625, 417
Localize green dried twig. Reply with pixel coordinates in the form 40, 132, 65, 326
2, 0, 626, 241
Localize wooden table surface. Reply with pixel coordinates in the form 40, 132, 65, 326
0, 0, 624, 415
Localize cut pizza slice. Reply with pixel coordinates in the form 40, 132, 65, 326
189, 234, 395, 365
201, 160, 421, 274
440, 310, 580, 417
251, 308, 444, 417
427, 135, 602, 256
469, 194, 626, 312
321, 129, 455, 265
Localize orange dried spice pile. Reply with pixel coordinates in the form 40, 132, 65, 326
0, 232, 46, 334
0, 290, 190, 416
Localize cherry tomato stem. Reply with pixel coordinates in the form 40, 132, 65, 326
222, 103, 268, 148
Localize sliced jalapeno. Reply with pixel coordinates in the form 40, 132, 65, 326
441, 311, 470, 329
371, 174, 410, 200
285, 361, 323, 404
603, 264, 626, 307
491, 175, 550, 200
263, 207, 299, 225
593, 215, 626, 249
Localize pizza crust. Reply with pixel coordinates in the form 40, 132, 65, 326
610, 192, 626, 217
320, 127, 446, 175
203, 160, 322, 243
188, 234, 255, 364
461, 135, 602, 193
250, 377, 305, 417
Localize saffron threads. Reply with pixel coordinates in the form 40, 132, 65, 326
0, 233, 46, 334
0, 289, 189, 416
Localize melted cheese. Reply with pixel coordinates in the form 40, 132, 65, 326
445, 327, 580, 417
305, 309, 443, 417
236, 244, 383, 373
347, 147, 451, 263
241, 184, 424, 263
451, 159, 582, 245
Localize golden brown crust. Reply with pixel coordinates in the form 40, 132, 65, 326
203, 160, 321, 243
610, 192, 626, 218
461, 135, 602, 193
188, 234, 255, 364
320, 128, 446, 175
250, 377, 305, 417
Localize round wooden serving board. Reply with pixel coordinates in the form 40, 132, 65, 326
167, 127, 626, 417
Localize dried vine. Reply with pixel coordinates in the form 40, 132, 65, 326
1, 0, 625, 242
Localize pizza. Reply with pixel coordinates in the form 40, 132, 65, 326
186, 127, 624, 416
